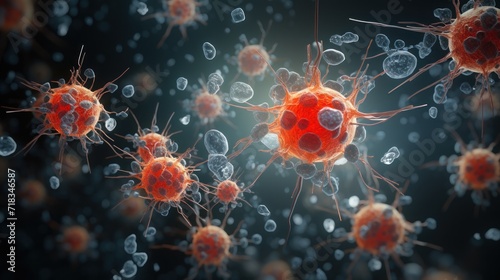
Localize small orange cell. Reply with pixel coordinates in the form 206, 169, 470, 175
46, 84, 101, 136
443, 130, 500, 208
238, 44, 270, 78
191, 225, 231, 266
119, 196, 147, 221
467, 85, 500, 120
58, 152, 83, 179
133, 71, 158, 96
456, 148, 499, 191
136, 156, 191, 203
215, 180, 241, 204
62, 225, 90, 254
233, 21, 276, 81
0, 0, 34, 33
334, 190, 437, 278
19, 179, 46, 207
194, 91, 224, 121
147, 0, 207, 47
351, 202, 406, 255
154, 209, 246, 279
137, 133, 169, 162
259, 260, 293, 280
126, 104, 175, 162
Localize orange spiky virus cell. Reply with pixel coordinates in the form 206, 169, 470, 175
352, 0, 500, 101
62, 225, 90, 254
9, 50, 123, 164
351, 202, 407, 256
215, 180, 241, 205
230, 42, 419, 195
146, 0, 207, 47
122, 153, 200, 216
445, 139, 500, 207
332, 192, 437, 278
125, 105, 175, 163
153, 208, 252, 279
191, 225, 231, 267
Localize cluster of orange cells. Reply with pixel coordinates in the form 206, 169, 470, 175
6, 0, 500, 278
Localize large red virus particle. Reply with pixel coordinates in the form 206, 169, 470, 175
7, 49, 124, 168
125, 104, 177, 163
183, 78, 231, 128
230, 39, 420, 224
232, 21, 276, 82
443, 131, 500, 208
327, 189, 437, 279
352, 0, 500, 105
145, 0, 207, 47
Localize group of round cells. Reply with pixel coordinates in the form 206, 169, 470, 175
120, 109, 204, 220
273, 79, 357, 163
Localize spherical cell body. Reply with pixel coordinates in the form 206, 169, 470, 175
194, 91, 223, 122
448, 6, 500, 75
352, 202, 406, 255
216, 180, 240, 204
238, 45, 270, 77
138, 133, 168, 162
20, 179, 46, 206
120, 196, 148, 220
271, 86, 357, 164
46, 84, 102, 137
168, 0, 197, 25
62, 225, 90, 254
456, 148, 500, 191
191, 225, 231, 266
0, 0, 33, 32
139, 156, 191, 202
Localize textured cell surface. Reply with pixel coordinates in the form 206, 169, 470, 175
216, 180, 240, 204
3, 1, 500, 280
456, 148, 499, 190
351, 203, 406, 255
238, 45, 269, 77
191, 225, 231, 266
449, 6, 500, 73
137, 157, 191, 202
